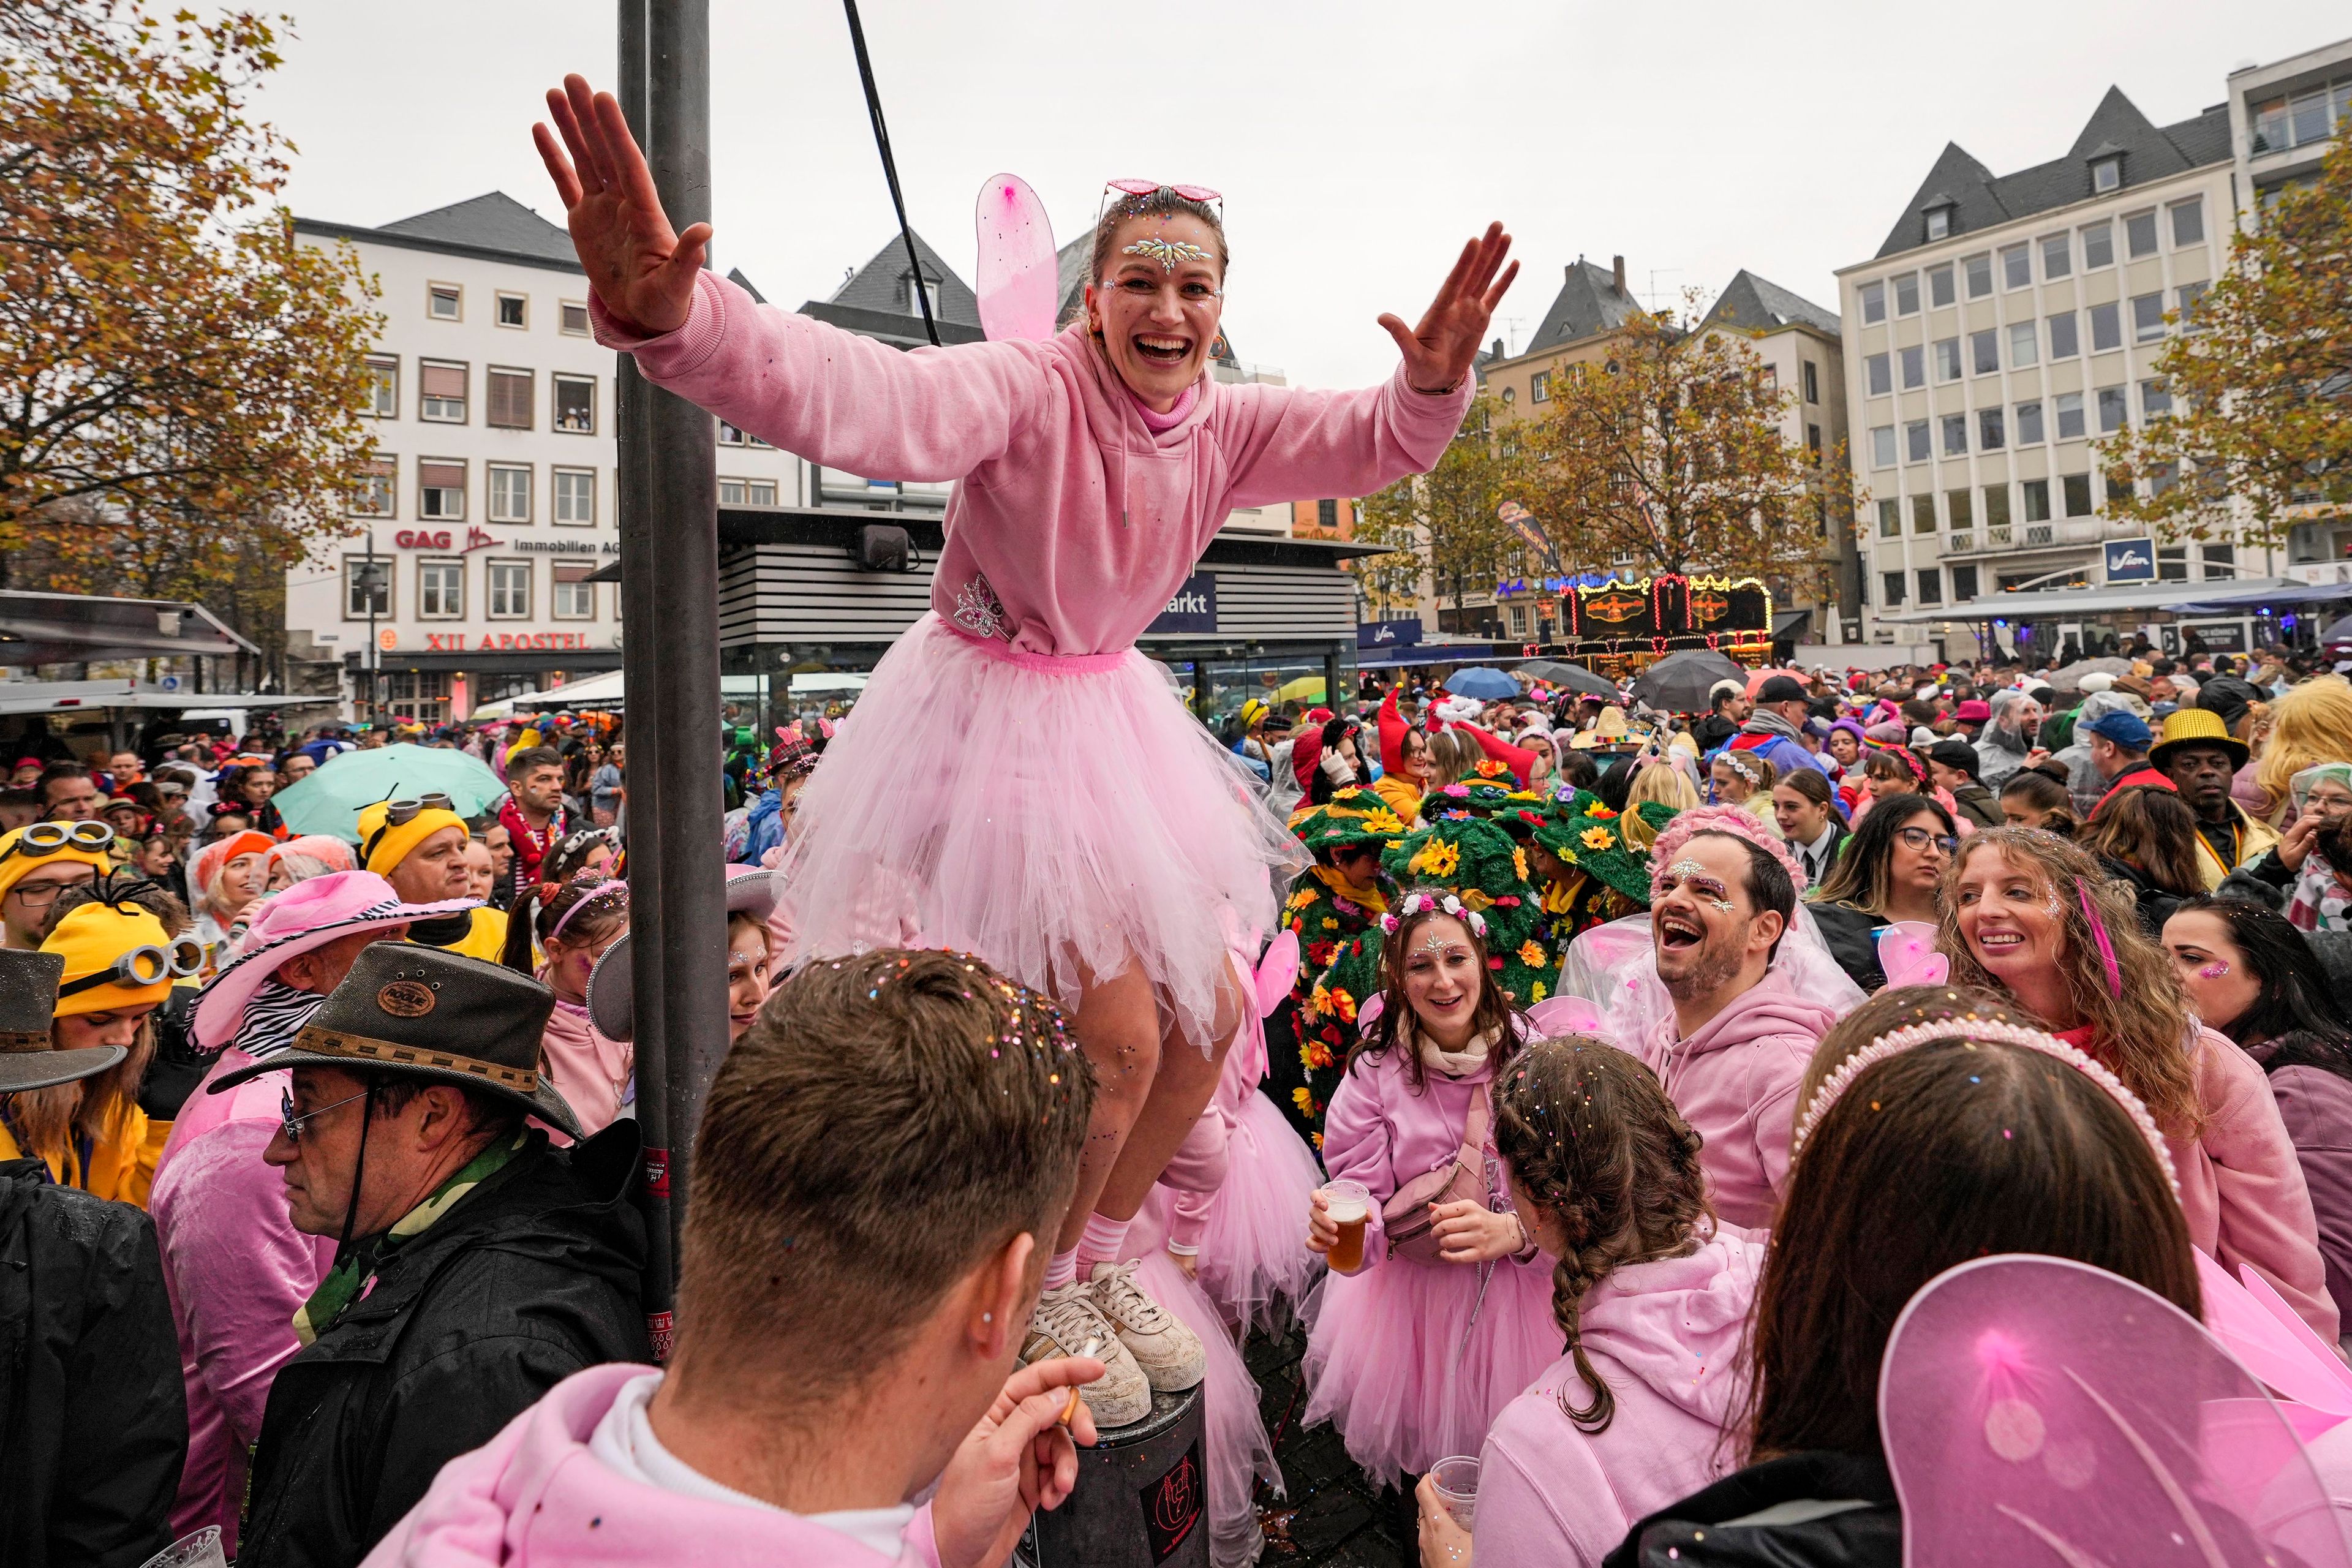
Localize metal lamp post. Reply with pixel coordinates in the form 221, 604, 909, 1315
355, 546, 386, 726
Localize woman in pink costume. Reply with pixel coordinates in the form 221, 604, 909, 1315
1300, 895, 1557, 1487
1416, 1036, 1762, 1568
535, 77, 1516, 1345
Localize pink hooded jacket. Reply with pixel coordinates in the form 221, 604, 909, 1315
595, 273, 1474, 660
538, 995, 631, 1138
149, 1049, 336, 1553
1637, 967, 1841, 1231
1476, 1228, 1766, 1568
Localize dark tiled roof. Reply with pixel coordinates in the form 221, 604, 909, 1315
821, 230, 981, 327
1055, 233, 1091, 328
1526, 258, 1642, 353
726, 267, 768, 304
1874, 89, 2232, 259
1698, 270, 1841, 338
376, 192, 580, 266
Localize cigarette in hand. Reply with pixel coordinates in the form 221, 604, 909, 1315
1061, 1338, 1103, 1427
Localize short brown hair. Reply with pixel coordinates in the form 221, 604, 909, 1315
505, 745, 562, 780
677, 949, 1094, 1397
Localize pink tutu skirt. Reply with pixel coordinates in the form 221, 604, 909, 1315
1196, 1090, 1325, 1335
1131, 1193, 1281, 1568
1300, 1253, 1561, 1488
774, 614, 1305, 1052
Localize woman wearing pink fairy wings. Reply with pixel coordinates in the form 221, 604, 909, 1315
533, 77, 1517, 1398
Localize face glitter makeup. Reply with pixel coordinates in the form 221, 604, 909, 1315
1122, 236, 1212, 272
2198, 961, 2230, 979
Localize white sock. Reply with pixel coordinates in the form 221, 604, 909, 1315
1044, 1247, 1079, 1292
1077, 1212, 1131, 1272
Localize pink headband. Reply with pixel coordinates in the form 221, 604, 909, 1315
548, 878, 628, 942
1790, 1019, 2178, 1197
1647, 805, 1810, 895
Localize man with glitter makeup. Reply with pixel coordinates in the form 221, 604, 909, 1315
1636, 812, 1842, 1231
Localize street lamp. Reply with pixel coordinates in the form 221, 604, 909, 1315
353, 546, 386, 727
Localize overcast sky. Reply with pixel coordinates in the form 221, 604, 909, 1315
245, 1, 2344, 388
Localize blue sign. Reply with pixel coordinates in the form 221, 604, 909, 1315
1148, 572, 1218, 634
1357, 618, 1423, 649
2104, 538, 2157, 583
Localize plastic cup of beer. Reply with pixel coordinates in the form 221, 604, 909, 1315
1320, 1179, 1371, 1272
1431, 1454, 1481, 1531
141, 1528, 226, 1568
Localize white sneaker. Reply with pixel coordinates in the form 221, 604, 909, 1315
1088, 1261, 1205, 1393
1024, 1281, 1152, 1428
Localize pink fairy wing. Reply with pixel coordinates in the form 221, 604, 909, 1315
1255, 930, 1300, 1020
2196, 1252, 2352, 1418
974, 173, 1057, 343
2237, 1262, 2352, 1401
1875, 921, 1948, 989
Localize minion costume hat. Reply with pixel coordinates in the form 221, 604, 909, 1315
355, 795, 470, 876
0, 821, 118, 907
44, 899, 194, 1018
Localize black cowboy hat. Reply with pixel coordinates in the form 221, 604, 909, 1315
0, 949, 119, 1094
208, 943, 580, 1137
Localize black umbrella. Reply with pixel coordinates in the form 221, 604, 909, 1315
1628, 649, 1748, 715
1517, 660, 1618, 699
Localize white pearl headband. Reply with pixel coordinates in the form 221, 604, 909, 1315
1378, 889, 1487, 938
1789, 1019, 2179, 1199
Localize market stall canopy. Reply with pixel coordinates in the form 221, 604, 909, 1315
0, 590, 255, 666
1874, 577, 2309, 624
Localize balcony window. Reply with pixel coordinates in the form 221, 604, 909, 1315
1982, 484, 2011, 528
2252, 96, 2288, 155
1946, 489, 1973, 528
2022, 478, 2051, 522
2293, 88, 2333, 146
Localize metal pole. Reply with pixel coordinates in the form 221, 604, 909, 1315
616, 0, 722, 1346
366, 537, 379, 726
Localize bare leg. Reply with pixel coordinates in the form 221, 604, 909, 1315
1055, 959, 1161, 1254
1094, 957, 1249, 1224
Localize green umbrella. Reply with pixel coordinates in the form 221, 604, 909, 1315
273, 744, 509, 842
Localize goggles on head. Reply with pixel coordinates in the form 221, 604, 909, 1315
2, 821, 114, 863
57, 935, 206, 998
363, 793, 456, 864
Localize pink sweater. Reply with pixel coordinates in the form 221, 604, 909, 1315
595, 273, 1474, 657
1475, 1229, 1765, 1568
539, 994, 632, 1138
1319, 1042, 1531, 1272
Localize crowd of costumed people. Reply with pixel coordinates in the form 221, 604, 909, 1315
13, 69, 2352, 1568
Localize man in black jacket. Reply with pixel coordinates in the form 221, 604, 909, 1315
0, 946, 187, 1568
209, 944, 646, 1568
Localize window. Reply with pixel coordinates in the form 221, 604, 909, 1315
2015, 401, 2045, 444
2022, 478, 2051, 522
2042, 233, 2072, 279
1860, 281, 1886, 324
2140, 378, 2173, 418
2203, 543, 2234, 580
344, 556, 392, 619
717, 420, 746, 447
2001, 244, 2031, 290
2047, 311, 2079, 359
2157, 546, 2188, 582
2124, 210, 2158, 259
418, 559, 465, 619
1864, 352, 1891, 396
1978, 408, 2005, 450
419, 460, 466, 520
1982, 484, 2011, 529
1905, 420, 1931, 463
718, 477, 780, 506
488, 560, 532, 619
1806, 423, 1823, 458
1912, 494, 1938, 534
487, 368, 533, 429
1947, 489, 1973, 528
1970, 329, 2000, 375
2007, 321, 2038, 369
2176, 280, 2209, 325
352, 459, 395, 517
553, 467, 596, 526
1899, 345, 1926, 389
1964, 254, 1992, 298
906, 276, 941, 317
420, 361, 466, 422
495, 292, 527, 329
2086, 227, 2121, 275
2092, 156, 2120, 195
2062, 473, 2092, 516
1894, 273, 1920, 315
1928, 265, 1956, 308
2089, 301, 2122, 353
1507, 604, 1527, 637
2096, 386, 2127, 434
365, 356, 398, 418
1529, 371, 1550, 404
1941, 413, 1968, 456
1934, 338, 1962, 382
553, 375, 595, 434
1953, 564, 1980, 600
383, 670, 453, 725
554, 565, 596, 620
428, 282, 461, 320
1917, 568, 1942, 604
1883, 571, 1907, 605
2150, 462, 2177, 497
1870, 425, 1897, 469
1877, 499, 1901, 538
2130, 293, 2166, 342
1801, 361, 1819, 404
2168, 198, 2204, 248
488, 464, 532, 523
1925, 208, 1951, 243
2253, 95, 2288, 155
2106, 473, 2133, 508
2292, 88, 2333, 146
2054, 392, 2085, 440
560, 301, 590, 336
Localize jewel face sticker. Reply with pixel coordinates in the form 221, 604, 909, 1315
1123, 236, 1212, 273
2198, 961, 2231, 979
1661, 860, 1736, 913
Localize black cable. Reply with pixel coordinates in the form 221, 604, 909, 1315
841, 0, 940, 348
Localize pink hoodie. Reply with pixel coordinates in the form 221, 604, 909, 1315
538, 995, 631, 1138
1637, 967, 1841, 1231
361, 1364, 941, 1568
1475, 1228, 1766, 1568
595, 273, 1473, 659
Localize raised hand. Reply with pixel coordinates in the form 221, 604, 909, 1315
1379, 223, 1518, 395
532, 74, 712, 337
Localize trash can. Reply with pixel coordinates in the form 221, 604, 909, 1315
1016, 1384, 1207, 1568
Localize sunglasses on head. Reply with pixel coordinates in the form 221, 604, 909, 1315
1, 821, 113, 863
1104, 178, 1221, 205
56, 935, 206, 998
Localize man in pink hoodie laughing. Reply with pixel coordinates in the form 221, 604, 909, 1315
1640, 823, 1843, 1231
363, 948, 1108, 1568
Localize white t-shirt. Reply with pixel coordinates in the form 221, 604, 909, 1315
587, 1370, 915, 1559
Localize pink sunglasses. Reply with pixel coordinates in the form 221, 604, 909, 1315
1104, 179, 1221, 205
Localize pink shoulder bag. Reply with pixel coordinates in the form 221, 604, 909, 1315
1380, 1085, 1491, 1265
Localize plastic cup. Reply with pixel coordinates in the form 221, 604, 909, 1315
1430, 1454, 1480, 1531
1319, 1179, 1371, 1272
141, 1529, 226, 1568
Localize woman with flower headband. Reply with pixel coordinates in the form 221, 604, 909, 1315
1300, 890, 1556, 1488
1942, 826, 2336, 1340
535, 77, 1514, 1374
502, 876, 632, 1136
1706, 748, 1778, 838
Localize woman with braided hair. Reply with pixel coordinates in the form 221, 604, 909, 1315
1416, 1036, 1762, 1568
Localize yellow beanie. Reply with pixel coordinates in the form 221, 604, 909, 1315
0, 826, 116, 905
43, 902, 176, 1017
356, 801, 470, 876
